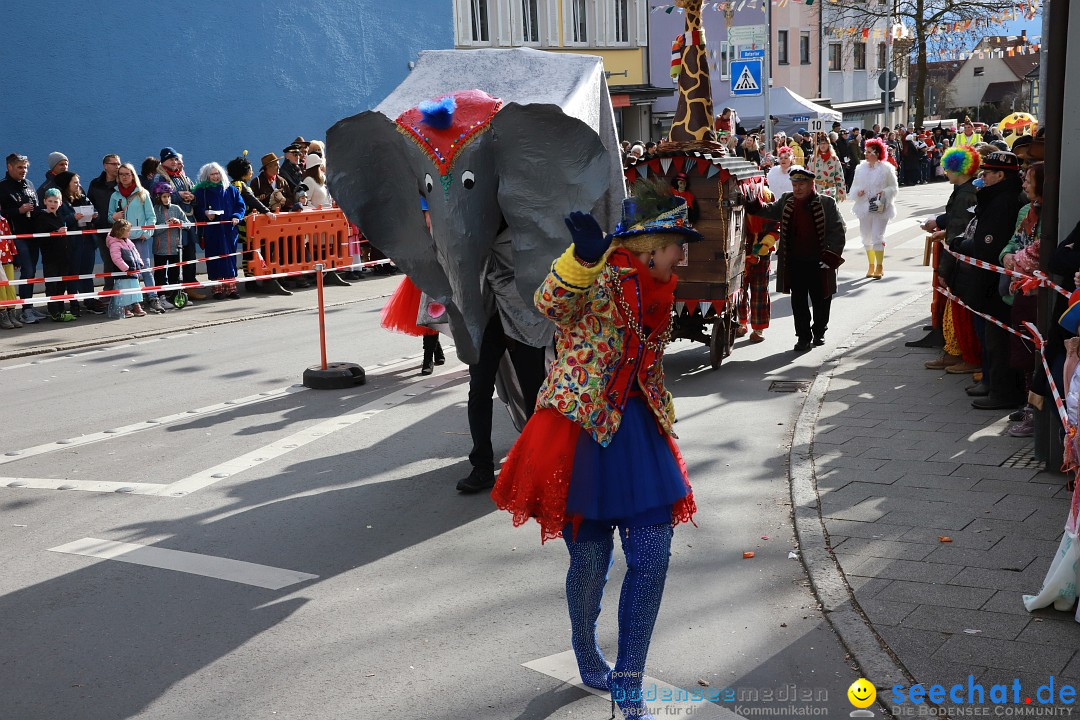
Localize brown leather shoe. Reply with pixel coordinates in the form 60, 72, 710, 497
945, 361, 980, 374
187, 288, 210, 300
924, 353, 961, 370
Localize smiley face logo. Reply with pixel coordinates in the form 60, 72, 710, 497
847, 678, 877, 709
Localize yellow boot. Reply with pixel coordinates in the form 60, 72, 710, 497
872, 250, 884, 279
865, 248, 875, 278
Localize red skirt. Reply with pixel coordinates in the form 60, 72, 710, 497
491, 405, 697, 544
381, 277, 437, 337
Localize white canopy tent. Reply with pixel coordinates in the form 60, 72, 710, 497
725, 87, 843, 136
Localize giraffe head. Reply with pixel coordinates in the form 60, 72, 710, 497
668, 0, 714, 143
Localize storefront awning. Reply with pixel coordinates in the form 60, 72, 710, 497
608, 84, 675, 108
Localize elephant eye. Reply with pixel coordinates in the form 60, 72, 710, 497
424, 174, 434, 194
462, 171, 476, 190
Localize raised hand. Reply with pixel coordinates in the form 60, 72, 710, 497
564, 211, 610, 264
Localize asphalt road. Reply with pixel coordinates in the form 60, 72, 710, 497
0, 182, 946, 720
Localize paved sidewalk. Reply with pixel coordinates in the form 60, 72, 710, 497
809, 292, 1080, 701
0, 271, 402, 361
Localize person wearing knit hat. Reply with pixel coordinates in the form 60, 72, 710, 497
34, 187, 78, 322
160, 147, 179, 163
36, 151, 70, 202
849, 137, 898, 279
491, 178, 698, 720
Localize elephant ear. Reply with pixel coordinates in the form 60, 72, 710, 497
326, 111, 453, 301
491, 103, 612, 309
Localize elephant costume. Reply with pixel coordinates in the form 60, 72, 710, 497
327, 48, 624, 365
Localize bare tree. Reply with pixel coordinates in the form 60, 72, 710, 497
826, 0, 1020, 127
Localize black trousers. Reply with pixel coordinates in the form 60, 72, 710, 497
984, 321, 1025, 401
155, 255, 180, 299
468, 314, 547, 471
788, 258, 832, 342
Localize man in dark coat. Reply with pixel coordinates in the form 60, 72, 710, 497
745, 166, 847, 351
279, 144, 306, 188
88, 154, 121, 293
952, 151, 1024, 409
0, 153, 41, 318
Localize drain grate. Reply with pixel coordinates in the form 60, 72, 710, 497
1000, 446, 1044, 469
769, 380, 811, 393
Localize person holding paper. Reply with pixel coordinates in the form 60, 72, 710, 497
55, 171, 103, 315
193, 163, 245, 299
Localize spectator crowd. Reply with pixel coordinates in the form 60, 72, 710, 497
0, 137, 365, 330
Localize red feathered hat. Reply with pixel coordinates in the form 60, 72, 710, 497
864, 137, 889, 162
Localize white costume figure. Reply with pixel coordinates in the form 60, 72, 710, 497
849, 137, 898, 279
766, 148, 794, 195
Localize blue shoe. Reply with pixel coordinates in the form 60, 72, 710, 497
610, 524, 673, 720
565, 534, 614, 690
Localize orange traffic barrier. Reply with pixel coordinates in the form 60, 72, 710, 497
246, 208, 350, 277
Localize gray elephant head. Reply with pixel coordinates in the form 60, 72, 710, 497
326, 89, 611, 364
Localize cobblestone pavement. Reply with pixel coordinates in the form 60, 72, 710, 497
813, 292, 1080, 707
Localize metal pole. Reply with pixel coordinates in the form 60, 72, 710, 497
764, 0, 772, 154
315, 262, 327, 371
884, 16, 892, 129
1037, 0, 1068, 470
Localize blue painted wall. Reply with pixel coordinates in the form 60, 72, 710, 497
0, 1, 453, 183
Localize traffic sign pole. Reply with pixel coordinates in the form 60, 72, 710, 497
764, 0, 772, 154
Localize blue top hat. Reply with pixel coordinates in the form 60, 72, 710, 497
1060, 289, 1080, 335
611, 195, 704, 242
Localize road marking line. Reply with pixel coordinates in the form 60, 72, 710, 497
0, 385, 308, 467
158, 367, 468, 496
48, 537, 318, 589
0, 333, 198, 371
0, 351, 461, 497
523, 650, 740, 719
1, 477, 165, 493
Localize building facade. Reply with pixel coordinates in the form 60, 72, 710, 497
0, 1, 453, 183
942, 35, 1040, 121
648, 2, 821, 139
820, 6, 910, 128
453, 0, 667, 142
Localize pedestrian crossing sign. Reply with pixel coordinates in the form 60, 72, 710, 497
730, 59, 762, 97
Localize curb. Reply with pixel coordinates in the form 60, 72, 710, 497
0, 291, 394, 362
788, 290, 930, 700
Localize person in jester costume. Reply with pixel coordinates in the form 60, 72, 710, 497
491, 179, 698, 720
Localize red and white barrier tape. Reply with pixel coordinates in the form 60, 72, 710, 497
0, 218, 236, 241
0, 237, 355, 287
1022, 320, 1071, 430
0, 259, 393, 309
939, 241, 1070, 298
935, 285, 1069, 429
0, 248, 247, 287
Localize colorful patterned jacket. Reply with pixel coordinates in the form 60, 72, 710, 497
534, 245, 676, 447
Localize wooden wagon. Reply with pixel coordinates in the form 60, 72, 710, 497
623, 143, 763, 368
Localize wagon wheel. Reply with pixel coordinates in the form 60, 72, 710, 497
709, 310, 738, 369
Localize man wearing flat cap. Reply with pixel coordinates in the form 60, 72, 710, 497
745, 165, 847, 351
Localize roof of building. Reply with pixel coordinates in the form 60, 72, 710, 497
911, 60, 965, 84
981, 80, 1023, 104
970, 35, 1040, 79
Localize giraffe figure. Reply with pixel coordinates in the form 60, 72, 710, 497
668, 0, 716, 144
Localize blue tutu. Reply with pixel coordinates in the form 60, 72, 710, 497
564, 396, 689, 523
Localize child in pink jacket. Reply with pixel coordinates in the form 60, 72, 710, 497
106, 219, 146, 318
